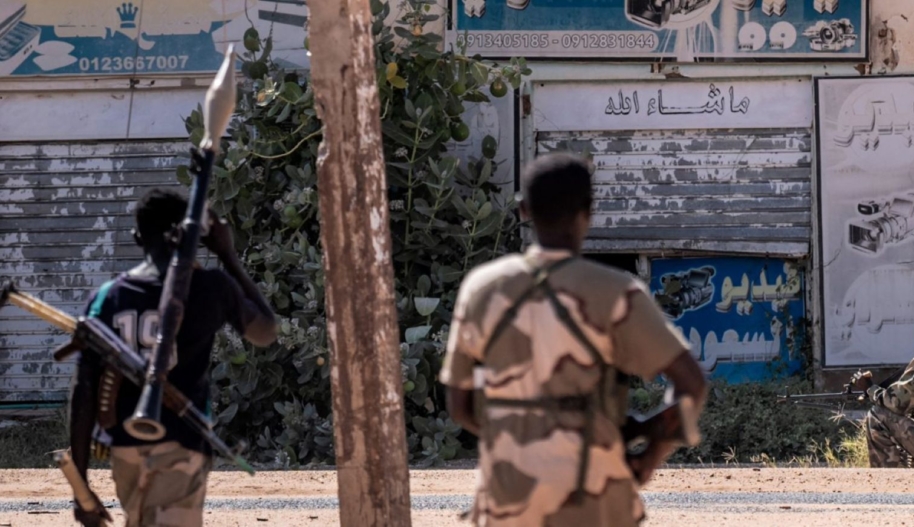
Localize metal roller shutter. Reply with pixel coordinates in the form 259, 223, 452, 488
536, 128, 812, 257
0, 140, 185, 402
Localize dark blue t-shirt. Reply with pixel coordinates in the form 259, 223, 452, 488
80, 268, 246, 455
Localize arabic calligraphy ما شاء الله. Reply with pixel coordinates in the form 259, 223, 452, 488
605, 84, 751, 116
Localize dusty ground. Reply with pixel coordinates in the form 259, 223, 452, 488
3, 467, 914, 526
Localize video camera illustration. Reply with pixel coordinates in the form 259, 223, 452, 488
848, 195, 914, 255
654, 266, 715, 319
803, 19, 857, 52
625, 0, 712, 29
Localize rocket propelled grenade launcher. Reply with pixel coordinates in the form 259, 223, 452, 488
0, 283, 255, 475
125, 44, 237, 442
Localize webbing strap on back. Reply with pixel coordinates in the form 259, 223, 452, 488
480, 254, 618, 503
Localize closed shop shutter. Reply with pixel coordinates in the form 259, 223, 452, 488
536, 128, 812, 257
0, 140, 186, 402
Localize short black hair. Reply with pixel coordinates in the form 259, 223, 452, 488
520, 153, 593, 227
135, 188, 187, 246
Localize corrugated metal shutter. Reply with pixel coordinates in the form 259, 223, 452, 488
536, 128, 812, 256
0, 141, 186, 402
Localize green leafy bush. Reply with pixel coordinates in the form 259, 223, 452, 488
182, 0, 528, 467
630, 378, 861, 465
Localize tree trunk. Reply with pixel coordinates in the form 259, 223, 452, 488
308, 1, 412, 527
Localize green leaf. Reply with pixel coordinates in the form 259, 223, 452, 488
404, 98, 417, 120
406, 325, 432, 343
176, 165, 191, 186
437, 266, 463, 283
389, 76, 408, 89
277, 103, 292, 123
418, 275, 431, 296
414, 297, 440, 317
450, 194, 474, 221
477, 202, 493, 220
218, 402, 239, 424
471, 62, 489, 86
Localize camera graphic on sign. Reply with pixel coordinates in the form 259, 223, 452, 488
654, 266, 716, 319
848, 195, 914, 255
803, 19, 857, 52
625, 0, 714, 29
464, 0, 529, 18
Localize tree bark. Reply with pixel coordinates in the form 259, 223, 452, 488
309, 1, 412, 526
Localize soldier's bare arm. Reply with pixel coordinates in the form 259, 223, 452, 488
204, 215, 277, 347
447, 387, 480, 436
629, 351, 707, 484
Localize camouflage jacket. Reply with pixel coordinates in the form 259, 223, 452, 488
441, 245, 690, 526
868, 358, 914, 416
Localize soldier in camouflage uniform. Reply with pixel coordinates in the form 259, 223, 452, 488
442, 153, 708, 526
852, 366, 914, 467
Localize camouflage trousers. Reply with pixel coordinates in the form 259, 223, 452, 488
110, 441, 211, 527
865, 405, 914, 468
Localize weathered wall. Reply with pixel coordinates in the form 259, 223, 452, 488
870, 0, 914, 73
0, 141, 187, 402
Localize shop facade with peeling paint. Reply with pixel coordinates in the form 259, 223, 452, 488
447, 0, 914, 386
0, 1, 311, 405
2, 0, 914, 403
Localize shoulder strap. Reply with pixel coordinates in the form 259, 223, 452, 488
480, 256, 576, 359
88, 279, 117, 319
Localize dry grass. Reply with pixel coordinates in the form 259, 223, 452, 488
0, 411, 69, 468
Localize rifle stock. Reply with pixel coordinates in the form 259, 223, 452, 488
1, 286, 255, 475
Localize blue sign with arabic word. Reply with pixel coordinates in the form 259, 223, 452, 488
649, 257, 806, 383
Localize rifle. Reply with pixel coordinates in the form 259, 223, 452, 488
0, 284, 255, 475
126, 44, 237, 441
777, 368, 906, 412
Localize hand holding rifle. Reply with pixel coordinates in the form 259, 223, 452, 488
851, 370, 874, 392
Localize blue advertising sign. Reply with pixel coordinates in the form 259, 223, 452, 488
0, 1, 309, 77
452, 0, 866, 61
649, 257, 805, 382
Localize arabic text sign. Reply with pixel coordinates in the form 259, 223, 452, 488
649, 256, 805, 383
453, 0, 866, 60
0, 1, 309, 77
533, 78, 812, 132
816, 76, 914, 367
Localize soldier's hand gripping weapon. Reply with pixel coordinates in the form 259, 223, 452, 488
622, 394, 701, 450
776, 368, 905, 412
0, 283, 255, 475
124, 44, 237, 442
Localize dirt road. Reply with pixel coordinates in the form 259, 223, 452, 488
2, 467, 914, 526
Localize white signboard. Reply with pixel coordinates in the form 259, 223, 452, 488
817, 76, 914, 367
533, 78, 813, 132
447, 86, 515, 192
